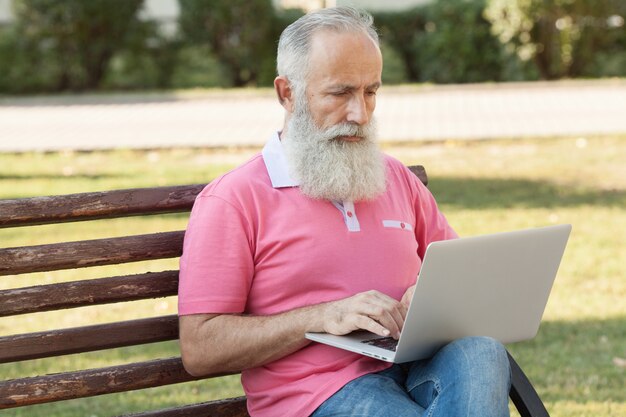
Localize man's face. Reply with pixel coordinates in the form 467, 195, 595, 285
280, 30, 386, 202
301, 30, 382, 141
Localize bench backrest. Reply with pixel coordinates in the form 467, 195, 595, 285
0, 167, 426, 416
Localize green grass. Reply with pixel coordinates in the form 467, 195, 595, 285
1, 135, 624, 416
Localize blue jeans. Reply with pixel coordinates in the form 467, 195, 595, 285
311, 336, 511, 417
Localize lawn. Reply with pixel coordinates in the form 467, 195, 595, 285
0, 134, 624, 416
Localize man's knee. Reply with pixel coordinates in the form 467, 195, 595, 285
449, 336, 511, 389
405, 337, 511, 416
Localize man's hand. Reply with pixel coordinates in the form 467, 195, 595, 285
400, 284, 416, 310
320, 290, 408, 339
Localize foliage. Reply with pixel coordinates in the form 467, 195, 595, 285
167, 45, 226, 89
0, 0, 624, 94
375, 0, 525, 84
374, 10, 427, 82
0, 25, 52, 93
380, 41, 410, 84
485, 0, 626, 79
178, 0, 277, 87
413, 0, 508, 83
7, 0, 145, 92
101, 19, 184, 91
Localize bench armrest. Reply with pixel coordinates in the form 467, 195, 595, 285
508, 351, 550, 417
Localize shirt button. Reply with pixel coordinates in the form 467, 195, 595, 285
347, 211, 353, 217
401, 223, 406, 229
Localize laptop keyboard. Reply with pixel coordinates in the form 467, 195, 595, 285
361, 336, 398, 352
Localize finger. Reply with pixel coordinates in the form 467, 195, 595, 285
358, 296, 405, 339
322, 308, 390, 337
370, 292, 407, 335
354, 314, 392, 337
401, 285, 415, 309
374, 308, 404, 339
321, 297, 387, 336
373, 291, 407, 323
324, 291, 405, 337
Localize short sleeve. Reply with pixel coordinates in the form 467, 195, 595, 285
178, 193, 255, 315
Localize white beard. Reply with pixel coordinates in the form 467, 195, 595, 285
281, 98, 386, 202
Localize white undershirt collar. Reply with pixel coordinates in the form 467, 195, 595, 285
261, 132, 360, 232
262, 132, 298, 188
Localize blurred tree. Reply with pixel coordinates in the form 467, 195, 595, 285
485, 0, 626, 79
102, 18, 183, 90
12, 0, 144, 91
178, 0, 276, 87
376, 1, 508, 84
414, 0, 506, 83
380, 40, 410, 84
374, 10, 427, 82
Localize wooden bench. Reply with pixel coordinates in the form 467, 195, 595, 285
0, 165, 549, 417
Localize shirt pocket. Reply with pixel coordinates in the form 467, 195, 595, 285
382, 219, 414, 232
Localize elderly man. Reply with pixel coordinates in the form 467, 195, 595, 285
178, 6, 511, 417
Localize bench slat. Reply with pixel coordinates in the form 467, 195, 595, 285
120, 397, 249, 417
0, 231, 184, 276
0, 270, 178, 317
0, 184, 205, 228
0, 357, 229, 408
0, 315, 178, 364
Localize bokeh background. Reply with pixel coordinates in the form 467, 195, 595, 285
0, 1, 624, 417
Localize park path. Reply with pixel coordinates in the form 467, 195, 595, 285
0, 80, 624, 152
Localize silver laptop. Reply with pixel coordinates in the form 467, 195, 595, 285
306, 224, 571, 363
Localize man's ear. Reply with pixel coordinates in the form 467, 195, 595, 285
274, 76, 295, 113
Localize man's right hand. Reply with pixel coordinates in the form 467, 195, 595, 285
320, 290, 407, 340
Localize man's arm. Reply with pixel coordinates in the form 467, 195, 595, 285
179, 289, 407, 376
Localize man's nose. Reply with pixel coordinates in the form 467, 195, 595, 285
346, 94, 370, 126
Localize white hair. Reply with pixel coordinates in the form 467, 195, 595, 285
277, 6, 380, 90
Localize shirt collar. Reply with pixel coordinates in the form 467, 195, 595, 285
262, 132, 299, 188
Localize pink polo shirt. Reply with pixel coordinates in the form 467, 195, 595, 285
179, 133, 457, 417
